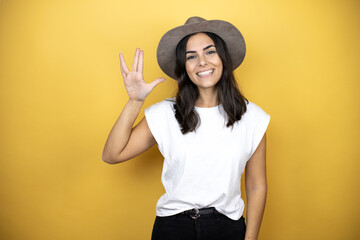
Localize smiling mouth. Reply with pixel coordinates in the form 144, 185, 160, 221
197, 69, 214, 77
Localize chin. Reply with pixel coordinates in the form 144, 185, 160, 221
196, 82, 219, 90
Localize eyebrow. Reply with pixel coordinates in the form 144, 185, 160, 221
185, 44, 215, 54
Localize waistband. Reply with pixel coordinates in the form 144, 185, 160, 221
180, 207, 217, 219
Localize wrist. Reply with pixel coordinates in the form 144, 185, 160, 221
128, 99, 145, 103
126, 99, 145, 109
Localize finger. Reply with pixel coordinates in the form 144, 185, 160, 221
132, 48, 140, 72
119, 53, 126, 78
119, 54, 127, 79
138, 50, 144, 74
149, 77, 166, 90
119, 53, 129, 75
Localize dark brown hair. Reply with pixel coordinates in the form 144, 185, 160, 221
174, 32, 248, 134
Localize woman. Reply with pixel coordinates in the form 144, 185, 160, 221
102, 17, 270, 240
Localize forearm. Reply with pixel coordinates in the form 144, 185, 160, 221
244, 186, 267, 240
102, 99, 144, 163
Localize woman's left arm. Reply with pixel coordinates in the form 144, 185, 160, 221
244, 133, 267, 240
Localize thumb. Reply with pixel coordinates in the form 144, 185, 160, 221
149, 77, 166, 89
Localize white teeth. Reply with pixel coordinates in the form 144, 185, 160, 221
197, 69, 214, 76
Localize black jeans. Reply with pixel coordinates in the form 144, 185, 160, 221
151, 208, 246, 240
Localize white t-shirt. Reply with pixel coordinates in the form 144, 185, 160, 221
144, 97, 270, 220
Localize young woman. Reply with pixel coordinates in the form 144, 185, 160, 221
102, 17, 270, 240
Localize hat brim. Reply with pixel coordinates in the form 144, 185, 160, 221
157, 19, 246, 80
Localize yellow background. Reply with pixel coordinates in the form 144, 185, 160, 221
1, 0, 359, 239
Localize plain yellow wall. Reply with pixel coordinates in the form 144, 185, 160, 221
1, 0, 359, 239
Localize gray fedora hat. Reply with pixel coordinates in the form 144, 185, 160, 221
157, 16, 246, 80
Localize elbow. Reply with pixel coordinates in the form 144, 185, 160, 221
102, 152, 127, 164
246, 185, 267, 200
102, 158, 117, 165
246, 181, 267, 194
102, 153, 119, 164
102, 155, 115, 164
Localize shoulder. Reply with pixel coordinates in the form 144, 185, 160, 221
246, 100, 266, 113
243, 100, 270, 120
144, 97, 175, 115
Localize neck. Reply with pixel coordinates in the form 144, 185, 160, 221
195, 88, 219, 108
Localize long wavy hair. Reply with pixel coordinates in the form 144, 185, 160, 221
173, 32, 248, 134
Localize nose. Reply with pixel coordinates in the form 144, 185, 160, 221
198, 54, 207, 67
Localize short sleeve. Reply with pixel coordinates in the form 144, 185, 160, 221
144, 99, 175, 153
144, 103, 163, 150
248, 103, 271, 158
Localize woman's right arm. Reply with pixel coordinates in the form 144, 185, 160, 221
102, 48, 165, 164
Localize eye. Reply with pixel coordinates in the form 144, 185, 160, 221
186, 55, 196, 60
206, 50, 216, 55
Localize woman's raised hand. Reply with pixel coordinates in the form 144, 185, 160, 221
119, 48, 166, 101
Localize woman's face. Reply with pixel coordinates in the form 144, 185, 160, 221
185, 33, 223, 91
